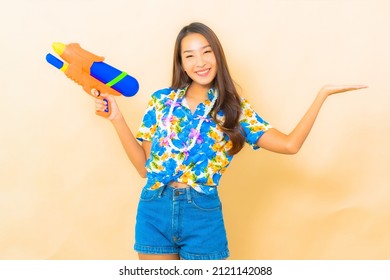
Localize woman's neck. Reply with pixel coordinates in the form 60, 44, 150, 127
185, 83, 210, 113
186, 83, 210, 101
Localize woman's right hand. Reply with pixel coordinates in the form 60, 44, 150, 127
91, 88, 123, 122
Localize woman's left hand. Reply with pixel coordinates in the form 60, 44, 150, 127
319, 84, 368, 97
258, 83, 368, 154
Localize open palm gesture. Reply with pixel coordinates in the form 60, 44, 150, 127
319, 84, 368, 97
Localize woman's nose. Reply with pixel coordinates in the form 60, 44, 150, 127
195, 54, 206, 67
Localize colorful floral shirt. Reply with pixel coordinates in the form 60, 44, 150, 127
136, 87, 271, 194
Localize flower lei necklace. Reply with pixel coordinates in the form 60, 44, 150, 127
162, 88, 218, 156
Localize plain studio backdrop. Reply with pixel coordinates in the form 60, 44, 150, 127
0, 0, 389, 260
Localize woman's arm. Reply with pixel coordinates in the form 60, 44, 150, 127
110, 114, 151, 178
94, 90, 150, 177
257, 84, 367, 154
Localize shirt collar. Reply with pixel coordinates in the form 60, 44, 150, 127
178, 86, 217, 103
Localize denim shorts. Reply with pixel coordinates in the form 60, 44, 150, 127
134, 185, 229, 260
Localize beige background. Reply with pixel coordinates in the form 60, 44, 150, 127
0, 0, 389, 260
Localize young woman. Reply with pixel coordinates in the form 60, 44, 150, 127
93, 22, 367, 260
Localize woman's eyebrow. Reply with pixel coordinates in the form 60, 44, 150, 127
183, 45, 211, 53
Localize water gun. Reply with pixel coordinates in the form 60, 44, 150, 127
45, 42, 139, 117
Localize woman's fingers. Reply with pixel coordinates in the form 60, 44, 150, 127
91, 88, 101, 97
320, 84, 368, 96
95, 98, 108, 112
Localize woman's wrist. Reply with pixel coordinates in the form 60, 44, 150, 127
110, 111, 125, 124
317, 86, 330, 101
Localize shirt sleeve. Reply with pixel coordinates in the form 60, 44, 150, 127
239, 97, 272, 150
136, 94, 158, 142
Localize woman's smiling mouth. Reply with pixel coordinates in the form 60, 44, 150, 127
196, 68, 211, 77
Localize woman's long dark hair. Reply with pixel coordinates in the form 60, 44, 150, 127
171, 22, 245, 155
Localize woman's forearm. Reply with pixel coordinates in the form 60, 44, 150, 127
258, 84, 367, 154
258, 92, 327, 154
285, 91, 327, 153
111, 114, 148, 177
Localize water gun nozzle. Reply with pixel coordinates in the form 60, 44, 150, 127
52, 42, 66, 55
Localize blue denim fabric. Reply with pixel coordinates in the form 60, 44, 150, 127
134, 185, 229, 260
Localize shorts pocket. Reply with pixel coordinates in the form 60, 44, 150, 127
190, 192, 221, 211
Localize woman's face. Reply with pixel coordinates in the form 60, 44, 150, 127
180, 33, 217, 89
